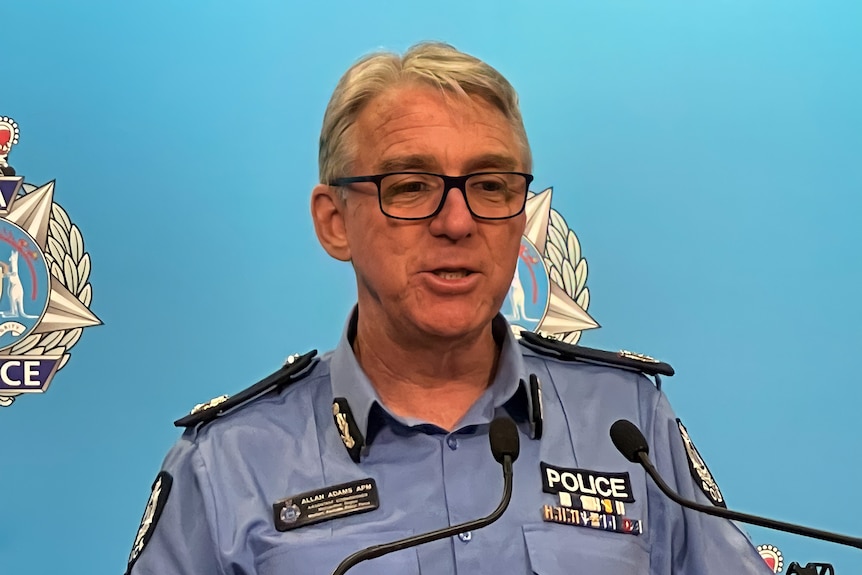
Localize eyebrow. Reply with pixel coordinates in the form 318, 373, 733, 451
376, 153, 521, 174
377, 155, 439, 173
464, 154, 520, 173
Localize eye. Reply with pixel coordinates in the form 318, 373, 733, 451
468, 174, 510, 195
381, 174, 439, 199
390, 180, 429, 194
479, 180, 504, 191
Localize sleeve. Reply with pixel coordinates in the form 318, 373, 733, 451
644, 390, 773, 575
125, 436, 224, 575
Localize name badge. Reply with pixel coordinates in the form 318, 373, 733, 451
273, 478, 379, 532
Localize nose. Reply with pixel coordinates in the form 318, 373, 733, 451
428, 185, 475, 240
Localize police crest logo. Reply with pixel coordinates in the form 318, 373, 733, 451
503, 187, 599, 342
0, 117, 101, 407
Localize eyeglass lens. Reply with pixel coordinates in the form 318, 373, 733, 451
380, 173, 527, 219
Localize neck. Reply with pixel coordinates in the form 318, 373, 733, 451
352, 313, 501, 431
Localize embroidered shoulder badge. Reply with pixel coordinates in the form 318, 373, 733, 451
125, 472, 173, 575
677, 419, 726, 508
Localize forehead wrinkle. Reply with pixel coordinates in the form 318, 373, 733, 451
367, 95, 449, 131
370, 116, 453, 144
369, 91, 478, 135
355, 85, 524, 175
372, 117, 520, 173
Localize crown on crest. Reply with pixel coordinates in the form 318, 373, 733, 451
0, 117, 19, 156
0, 116, 20, 176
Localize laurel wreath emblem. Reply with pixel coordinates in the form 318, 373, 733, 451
542, 206, 591, 345
0, 183, 93, 407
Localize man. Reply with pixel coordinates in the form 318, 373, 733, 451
125, 42, 771, 574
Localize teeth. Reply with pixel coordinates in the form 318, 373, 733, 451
435, 271, 468, 279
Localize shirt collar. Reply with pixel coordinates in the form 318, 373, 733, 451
329, 306, 535, 447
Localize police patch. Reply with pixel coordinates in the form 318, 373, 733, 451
125, 472, 173, 575
541, 462, 635, 502
677, 419, 726, 508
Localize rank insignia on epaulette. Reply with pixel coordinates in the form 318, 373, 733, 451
518, 331, 674, 378
618, 350, 658, 364
174, 350, 318, 428
189, 394, 229, 416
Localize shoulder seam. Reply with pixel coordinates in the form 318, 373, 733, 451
190, 443, 228, 575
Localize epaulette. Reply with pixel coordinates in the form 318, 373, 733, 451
519, 331, 674, 377
174, 350, 318, 428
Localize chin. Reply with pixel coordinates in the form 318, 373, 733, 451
411, 304, 495, 339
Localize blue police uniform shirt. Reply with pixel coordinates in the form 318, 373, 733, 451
127, 310, 772, 575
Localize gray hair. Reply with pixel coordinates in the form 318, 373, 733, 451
318, 41, 532, 187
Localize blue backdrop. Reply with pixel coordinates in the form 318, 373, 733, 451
2, 1, 860, 573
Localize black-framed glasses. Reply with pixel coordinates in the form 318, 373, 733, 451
328, 171, 534, 220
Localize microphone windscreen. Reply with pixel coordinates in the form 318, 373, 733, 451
489, 417, 520, 464
610, 419, 650, 463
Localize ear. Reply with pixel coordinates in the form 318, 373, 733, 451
311, 184, 351, 262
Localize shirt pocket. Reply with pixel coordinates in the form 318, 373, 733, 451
523, 523, 649, 575
255, 530, 420, 575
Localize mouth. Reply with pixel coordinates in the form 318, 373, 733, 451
421, 267, 480, 295
432, 269, 474, 280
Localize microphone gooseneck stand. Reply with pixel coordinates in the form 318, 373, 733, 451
609, 419, 862, 550
331, 417, 521, 575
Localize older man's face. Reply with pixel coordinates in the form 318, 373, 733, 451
337, 84, 526, 342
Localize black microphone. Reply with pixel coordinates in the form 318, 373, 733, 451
787, 562, 835, 575
331, 417, 520, 575
609, 419, 862, 550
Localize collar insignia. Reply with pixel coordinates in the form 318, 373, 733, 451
332, 398, 365, 463
528, 374, 544, 440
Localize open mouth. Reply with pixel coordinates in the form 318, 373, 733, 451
432, 270, 473, 280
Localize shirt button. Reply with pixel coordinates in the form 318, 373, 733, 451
458, 531, 472, 543
447, 436, 458, 450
